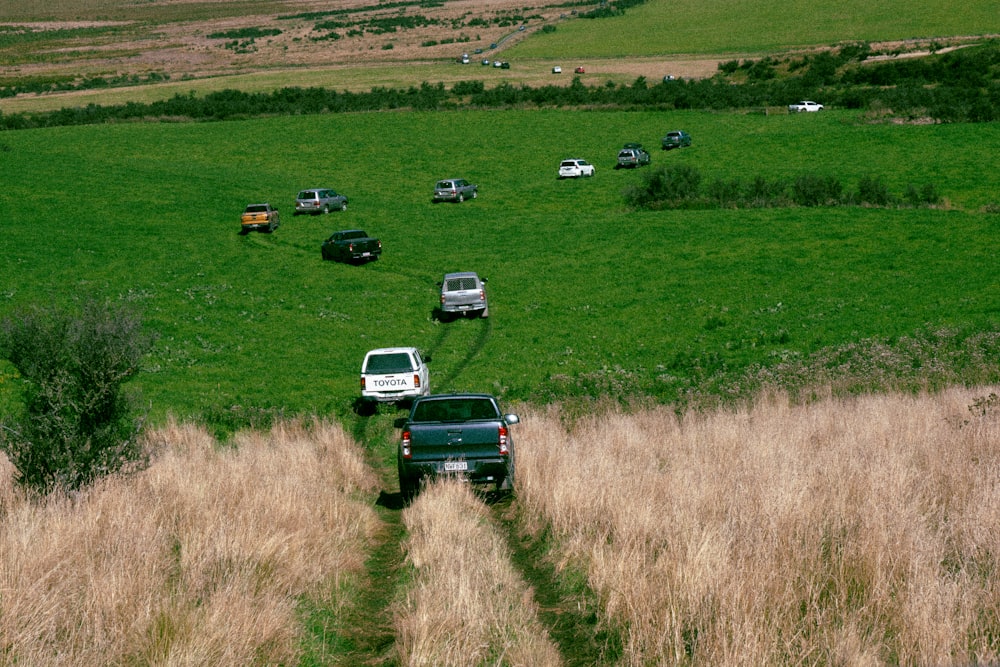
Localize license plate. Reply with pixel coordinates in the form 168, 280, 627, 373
362, 252, 370, 257
444, 461, 467, 472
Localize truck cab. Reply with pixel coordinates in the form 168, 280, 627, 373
360, 347, 430, 404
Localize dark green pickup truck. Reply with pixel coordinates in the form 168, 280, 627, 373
395, 393, 519, 500
320, 229, 382, 263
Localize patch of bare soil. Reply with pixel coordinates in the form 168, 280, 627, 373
0, 0, 724, 93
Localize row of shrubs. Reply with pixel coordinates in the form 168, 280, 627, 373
1, 41, 997, 127
624, 165, 942, 210
0, 72, 171, 99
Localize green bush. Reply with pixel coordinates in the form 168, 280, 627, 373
0, 300, 155, 495
624, 164, 702, 209
856, 173, 895, 206
792, 173, 843, 206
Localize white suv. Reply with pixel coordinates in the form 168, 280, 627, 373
558, 159, 595, 178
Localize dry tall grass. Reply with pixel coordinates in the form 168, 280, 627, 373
516, 387, 1000, 666
0, 418, 381, 665
397, 478, 562, 666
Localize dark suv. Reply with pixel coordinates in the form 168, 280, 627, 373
661, 130, 692, 150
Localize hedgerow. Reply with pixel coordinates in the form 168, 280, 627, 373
624, 165, 943, 210
1, 40, 997, 129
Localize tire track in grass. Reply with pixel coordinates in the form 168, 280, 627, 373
492, 496, 624, 666
323, 410, 407, 666
435, 316, 492, 390
326, 313, 497, 663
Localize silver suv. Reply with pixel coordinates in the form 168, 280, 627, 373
616, 143, 651, 168
439, 272, 488, 319
433, 179, 478, 203
294, 188, 348, 215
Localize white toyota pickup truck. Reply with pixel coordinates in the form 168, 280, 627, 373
360, 347, 431, 404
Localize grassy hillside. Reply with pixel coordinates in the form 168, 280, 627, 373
1, 109, 998, 423
503, 0, 1000, 58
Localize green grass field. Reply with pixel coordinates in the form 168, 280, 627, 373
510, 0, 1000, 58
1, 109, 997, 423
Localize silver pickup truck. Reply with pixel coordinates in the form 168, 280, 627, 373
439, 271, 489, 319
395, 393, 519, 500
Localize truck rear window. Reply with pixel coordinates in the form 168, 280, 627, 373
364, 353, 413, 374
445, 278, 477, 291
413, 398, 499, 422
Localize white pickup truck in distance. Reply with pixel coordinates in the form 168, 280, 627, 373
360, 347, 430, 404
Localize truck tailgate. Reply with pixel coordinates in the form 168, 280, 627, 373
407, 422, 502, 462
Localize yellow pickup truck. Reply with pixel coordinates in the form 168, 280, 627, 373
240, 203, 280, 234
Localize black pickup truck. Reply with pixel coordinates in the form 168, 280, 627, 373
320, 229, 382, 263
395, 393, 519, 500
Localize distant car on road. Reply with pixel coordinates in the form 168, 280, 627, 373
575, 66, 585, 74
558, 158, 595, 178
616, 143, 651, 168
433, 179, 478, 203
788, 100, 824, 112
295, 188, 347, 215
552, 66, 562, 74
661, 130, 692, 150
439, 271, 489, 319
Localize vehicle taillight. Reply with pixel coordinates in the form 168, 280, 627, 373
348, 243, 355, 252
360, 377, 366, 390
413, 374, 421, 388
498, 425, 509, 456
479, 289, 485, 302
402, 430, 412, 459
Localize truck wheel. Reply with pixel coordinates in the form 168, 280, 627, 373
322, 205, 330, 214
399, 475, 417, 502
499, 467, 515, 494
457, 193, 464, 203
340, 201, 348, 211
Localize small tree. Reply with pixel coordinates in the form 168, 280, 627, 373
0, 300, 155, 494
